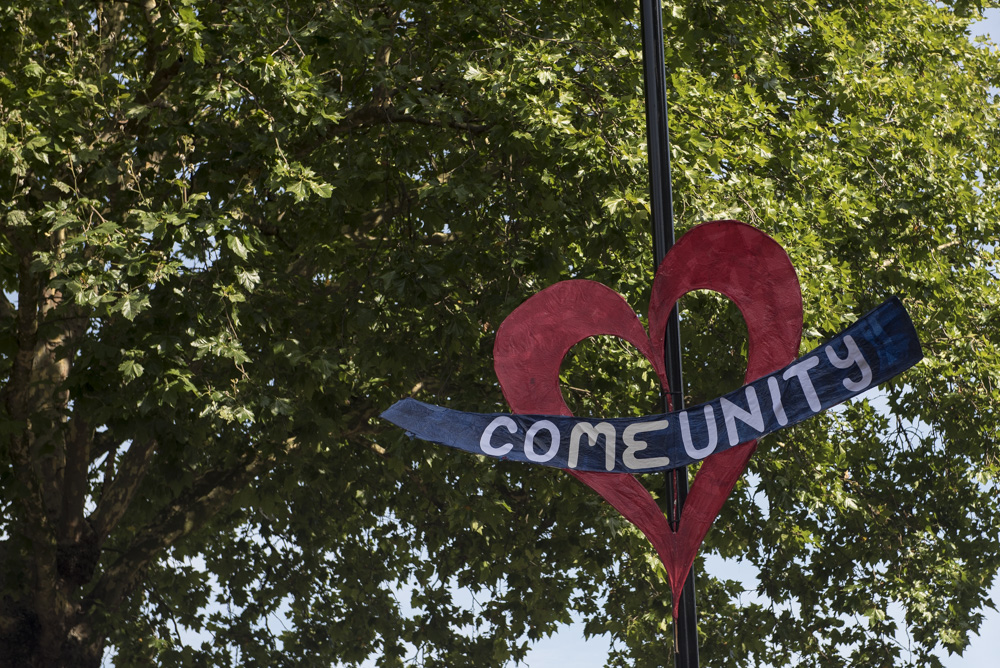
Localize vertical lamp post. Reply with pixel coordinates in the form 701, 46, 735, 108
638, 1, 699, 666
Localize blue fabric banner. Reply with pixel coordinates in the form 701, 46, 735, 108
381, 297, 922, 473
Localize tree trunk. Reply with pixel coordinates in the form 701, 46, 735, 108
0, 598, 103, 668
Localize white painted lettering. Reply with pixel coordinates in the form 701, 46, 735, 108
782, 357, 821, 412
825, 334, 872, 392
680, 406, 718, 459
720, 387, 764, 446
767, 376, 788, 426
622, 420, 671, 470
568, 422, 617, 470
524, 420, 560, 463
480, 416, 517, 456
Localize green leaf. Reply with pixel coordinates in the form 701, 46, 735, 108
117, 293, 150, 321
118, 359, 144, 381
226, 235, 249, 259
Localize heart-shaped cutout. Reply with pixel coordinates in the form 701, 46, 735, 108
493, 220, 802, 613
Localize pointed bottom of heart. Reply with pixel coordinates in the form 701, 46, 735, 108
568, 440, 755, 619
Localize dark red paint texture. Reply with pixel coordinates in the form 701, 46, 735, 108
493, 220, 803, 615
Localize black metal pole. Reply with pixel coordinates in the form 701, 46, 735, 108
638, 1, 699, 666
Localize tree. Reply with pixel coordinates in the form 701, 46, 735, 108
0, 0, 998, 666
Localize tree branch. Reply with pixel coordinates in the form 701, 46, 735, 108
85, 447, 279, 612
89, 439, 158, 541
134, 57, 182, 107
294, 103, 489, 160
90, 429, 122, 466
58, 414, 93, 543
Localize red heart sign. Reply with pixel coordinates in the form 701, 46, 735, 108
493, 220, 802, 613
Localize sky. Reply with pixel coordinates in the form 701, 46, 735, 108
521, 9, 1000, 668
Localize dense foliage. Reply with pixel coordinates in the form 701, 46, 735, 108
1, 1, 998, 666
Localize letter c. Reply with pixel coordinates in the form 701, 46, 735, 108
480, 416, 517, 456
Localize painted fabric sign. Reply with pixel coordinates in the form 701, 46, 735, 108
381, 297, 921, 473
381, 220, 923, 615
